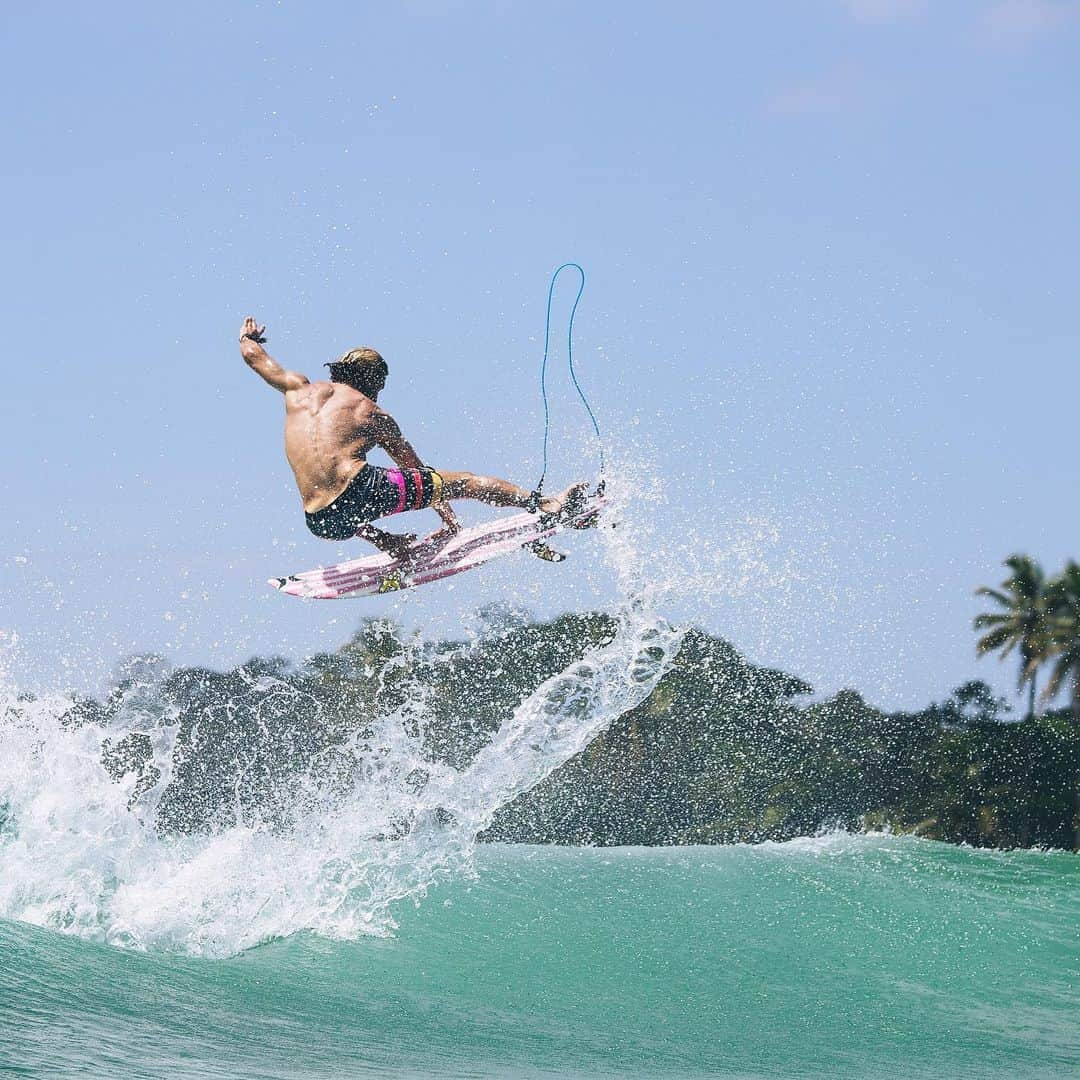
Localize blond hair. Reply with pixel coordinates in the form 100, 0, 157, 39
326, 347, 388, 397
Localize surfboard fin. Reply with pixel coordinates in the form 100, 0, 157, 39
377, 571, 407, 593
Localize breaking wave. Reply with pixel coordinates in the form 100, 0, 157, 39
0, 475, 687, 957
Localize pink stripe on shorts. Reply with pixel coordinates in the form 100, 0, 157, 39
387, 468, 407, 515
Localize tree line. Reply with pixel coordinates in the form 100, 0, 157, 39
41, 580, 1078, 851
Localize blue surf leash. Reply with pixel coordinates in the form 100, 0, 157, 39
532, 262, 604, 510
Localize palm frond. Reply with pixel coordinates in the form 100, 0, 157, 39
1003, 554, 1046, 598
1041, 656, 1066, 702
972, 612, 1009, 630
1020, 654, 1043, 681
975, 629, 1016, 656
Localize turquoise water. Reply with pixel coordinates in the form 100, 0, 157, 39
2, 835, 1077, 1078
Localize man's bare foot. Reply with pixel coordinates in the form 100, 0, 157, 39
380, 532, 417, 561
539, 482, 588, 518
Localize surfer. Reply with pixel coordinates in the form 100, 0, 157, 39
239, 317, 584, 558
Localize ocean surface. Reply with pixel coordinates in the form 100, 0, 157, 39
2, 835, 1077, 1079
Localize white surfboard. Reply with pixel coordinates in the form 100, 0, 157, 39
269, 493, 606, 599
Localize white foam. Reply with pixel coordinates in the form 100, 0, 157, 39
0, 479, 684, 957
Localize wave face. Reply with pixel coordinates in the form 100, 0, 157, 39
0, 608, 679, 956
2, 836, 1077, 1078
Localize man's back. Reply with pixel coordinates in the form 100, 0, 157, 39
284, 381, 380, 512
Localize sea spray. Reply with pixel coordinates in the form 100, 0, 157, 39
0, 461, 796, 956
0, 557, 682, 957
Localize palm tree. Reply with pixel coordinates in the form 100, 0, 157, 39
1043, 561, 1080, 718
974, 555, 1051, 718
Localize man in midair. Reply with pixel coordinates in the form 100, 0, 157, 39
239, 317, 583, 559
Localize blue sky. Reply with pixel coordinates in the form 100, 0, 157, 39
1, 1, 1077, 708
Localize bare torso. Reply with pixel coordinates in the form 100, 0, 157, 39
283, 381, 381, 512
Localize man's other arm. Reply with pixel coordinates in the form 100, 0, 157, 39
239, 316, 310, 393
372, 411, 460, 533
370, 410, 425, 470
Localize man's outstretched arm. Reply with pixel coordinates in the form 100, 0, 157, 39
239, 316, 310, 393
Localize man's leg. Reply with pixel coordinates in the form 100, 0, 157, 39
438, 471, 583, 514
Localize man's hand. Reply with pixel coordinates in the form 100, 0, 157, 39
240, 316, 267, 344
239, 316, 268, 363
422, 525, 457, 547
356, 523, 416, 561
422, 503, 460, 548
436, 503, 461, 535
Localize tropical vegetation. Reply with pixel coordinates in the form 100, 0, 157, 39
974, 555, 1080, 719
39, 577, 1079, 852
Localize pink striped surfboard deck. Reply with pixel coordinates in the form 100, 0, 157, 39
269, 494, 607, 600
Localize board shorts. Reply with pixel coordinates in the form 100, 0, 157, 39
305, 464, 445, 540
